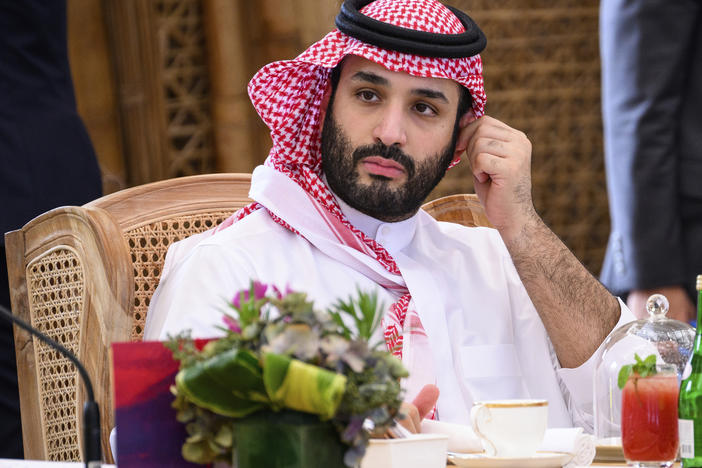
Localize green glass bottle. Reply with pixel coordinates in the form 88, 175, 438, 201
680, 275, 702, 467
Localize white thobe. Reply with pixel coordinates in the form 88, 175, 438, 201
145, 195, 634, 431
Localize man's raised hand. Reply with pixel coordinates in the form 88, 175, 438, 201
455, 112, 537, 244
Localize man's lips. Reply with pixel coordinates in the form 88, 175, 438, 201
360, 156, 406, 179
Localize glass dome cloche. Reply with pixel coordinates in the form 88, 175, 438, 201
594, 294, 695, 441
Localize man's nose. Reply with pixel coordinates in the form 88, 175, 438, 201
372, 107, 407, 147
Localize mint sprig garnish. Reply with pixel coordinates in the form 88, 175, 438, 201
617, 353, 657, 389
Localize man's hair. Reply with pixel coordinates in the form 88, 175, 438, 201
328, 60, 473, 121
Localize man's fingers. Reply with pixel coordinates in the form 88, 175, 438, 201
467, 152, 508, 184
398, 402, 421, 433
460, 123, 514, 158
457, 113, 522, 155
471, 137, 509, 159
412, 384, 440, 420
396, 385, 441, 435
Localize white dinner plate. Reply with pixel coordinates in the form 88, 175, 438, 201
447, 451, 572, 468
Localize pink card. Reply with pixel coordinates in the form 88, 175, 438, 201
111, 340, 201, 467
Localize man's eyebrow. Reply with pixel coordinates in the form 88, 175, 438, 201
351, 71, 389, 86
412, 88, 448, 103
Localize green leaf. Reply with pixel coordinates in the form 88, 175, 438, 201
176, 348, 269, 417
262, 352, 347, 420
328, 310, 352, 339
618, 364, 632, 389
633, 353, 657, 378
262, 352, 291, 399
330, 289, 384, 342
619, 353, 658, 389
182, 440, 215, 464
175, 405, 195, 423
213, 424, 233, 448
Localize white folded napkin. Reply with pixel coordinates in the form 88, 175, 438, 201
421, 420, 483, 453
421, 421, 595, 467
539, 427, 596, 468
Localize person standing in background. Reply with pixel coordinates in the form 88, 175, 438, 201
0, 0, 103, 458
599, 0, 702, 321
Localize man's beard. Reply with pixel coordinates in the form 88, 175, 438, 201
320, 113, 457, 222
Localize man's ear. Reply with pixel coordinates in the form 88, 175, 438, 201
318, 81, 333, 131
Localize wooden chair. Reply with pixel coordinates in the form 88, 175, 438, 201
5, 173, 252, 463
422, 193, 492, 228
4, 175, 489, 463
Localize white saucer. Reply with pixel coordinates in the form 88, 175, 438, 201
447, 451, 572, 468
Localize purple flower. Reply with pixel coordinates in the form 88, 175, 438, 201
231, 281, 269, 308
270, 283, 296, 299
222, 315, 241, 333
270, 284, 282, 299
341, 416, 364, 443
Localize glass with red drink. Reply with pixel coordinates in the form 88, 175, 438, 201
621, 364, 679, 467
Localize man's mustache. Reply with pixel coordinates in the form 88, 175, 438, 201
352, 142, 416, 179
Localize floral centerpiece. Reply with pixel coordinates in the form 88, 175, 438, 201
165, 281, 408, 467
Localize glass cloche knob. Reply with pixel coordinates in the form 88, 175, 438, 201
646, 294, 669, 319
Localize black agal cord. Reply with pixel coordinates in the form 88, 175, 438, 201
335, 0, 487, 58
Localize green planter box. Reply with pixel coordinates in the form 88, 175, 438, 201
234, 410, 347, 468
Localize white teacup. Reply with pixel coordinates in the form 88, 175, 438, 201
470, 399, 548, 458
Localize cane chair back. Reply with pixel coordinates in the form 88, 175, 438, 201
421, 193, 493, 228
4, 173, 252, 463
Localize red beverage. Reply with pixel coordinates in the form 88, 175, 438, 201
621, 372, 679, 463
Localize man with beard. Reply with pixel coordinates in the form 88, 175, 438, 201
145, 0, 633, 432
319, 57, 470, 223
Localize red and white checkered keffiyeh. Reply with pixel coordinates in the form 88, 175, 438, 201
216, 0, 486, 415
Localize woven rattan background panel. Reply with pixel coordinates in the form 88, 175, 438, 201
26, 248, 84, 461
155, 0, 215, 177
435, 0, 607, 274
126, 211, 232, 340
